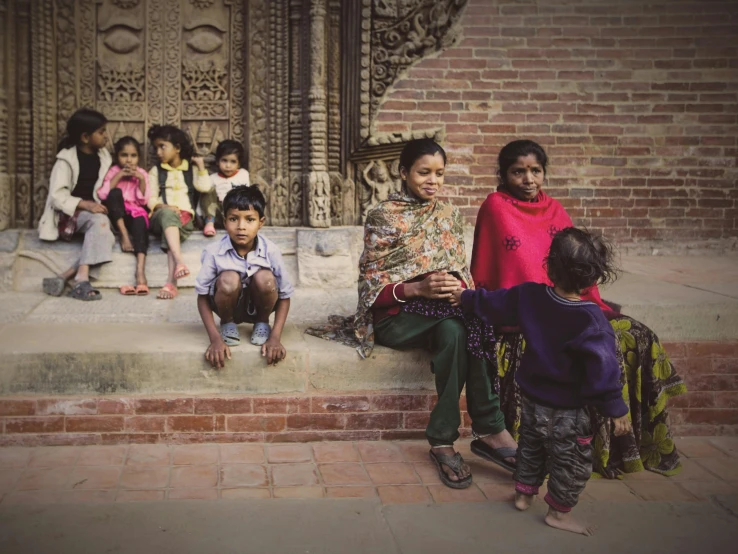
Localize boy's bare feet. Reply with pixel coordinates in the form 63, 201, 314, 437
544, 507, 594, 536
515, 492, 534, 511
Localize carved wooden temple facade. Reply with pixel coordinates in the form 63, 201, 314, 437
0, 0, 466, 229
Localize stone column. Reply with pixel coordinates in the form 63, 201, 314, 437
306, 0, 330, 228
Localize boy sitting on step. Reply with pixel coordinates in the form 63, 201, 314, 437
195, 186, 293, 368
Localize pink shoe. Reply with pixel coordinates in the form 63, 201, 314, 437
203, 222, 216, 237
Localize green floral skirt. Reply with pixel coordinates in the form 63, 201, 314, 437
496, 316, 687, 478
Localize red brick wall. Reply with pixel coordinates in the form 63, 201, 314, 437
374, 0, 738, 243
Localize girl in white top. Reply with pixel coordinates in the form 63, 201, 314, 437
38, 108, 114, 301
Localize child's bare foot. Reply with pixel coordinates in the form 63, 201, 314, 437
515, 491, 534, 511
120, 235, 134, 253
544, 507, 594, 536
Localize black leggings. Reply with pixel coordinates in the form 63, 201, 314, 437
104, 188, 149, 255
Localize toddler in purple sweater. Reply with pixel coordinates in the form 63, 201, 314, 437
452, 227, 631, 537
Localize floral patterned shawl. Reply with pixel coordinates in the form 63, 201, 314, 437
306, 189, 472, 358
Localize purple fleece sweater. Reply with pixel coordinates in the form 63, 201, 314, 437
461, 283, 628, 418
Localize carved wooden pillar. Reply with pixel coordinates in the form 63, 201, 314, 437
30, 0, 55, 226
0, 0, 10, 230
305, 0, 330, 227
288, 0, 306, 226
0, 0, 32, 230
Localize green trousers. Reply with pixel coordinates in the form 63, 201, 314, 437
374, 312, 506, 446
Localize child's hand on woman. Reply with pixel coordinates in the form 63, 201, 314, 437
205, 338, 231, 369
612, 415, 632, 436
78, 199, 108, 214
405, 271, 460, 301
449, 287, 464, 307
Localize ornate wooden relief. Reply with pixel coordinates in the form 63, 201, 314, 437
4, 0, 465, 228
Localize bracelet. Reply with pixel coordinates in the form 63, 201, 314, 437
392, 283, 407, 303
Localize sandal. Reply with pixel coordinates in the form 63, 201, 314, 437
66, 281, 102, 301
429, 449, 472, 489
174, 264, 190, 280
119, 285, 136, 296
203, 221, 216, 237
470, 439, 517, 473
251, 322, 271, 346
135, 284, 150, 296
220, 322, 240, 346
42, 277, 66, 297
157, 283, 178, 299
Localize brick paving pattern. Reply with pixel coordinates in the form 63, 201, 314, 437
0, 438, 736, 505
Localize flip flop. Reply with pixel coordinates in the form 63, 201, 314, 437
429, 449, 473, 489
203, 221, 216, 237
42, 277, 66, 297
250, 322, 271, 346
174, 264, 190, 279
470, 439, 517, 473
119, 285, 136, 296
220, 322, 240, 346
157, 283, 178, 299
134, 284, 150, 296
66, 281, 102, 301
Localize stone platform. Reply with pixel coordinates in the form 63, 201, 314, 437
0, 228, 365, 291
0, 237, 737, 445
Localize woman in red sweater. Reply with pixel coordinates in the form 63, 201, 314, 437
471, 139, 687, 478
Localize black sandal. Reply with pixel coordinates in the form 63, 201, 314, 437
471, 439, 517, 472
429, 449, 472, 489
66, 281, 102, 301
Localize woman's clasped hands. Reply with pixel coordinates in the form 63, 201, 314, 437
404, 271, 464, 305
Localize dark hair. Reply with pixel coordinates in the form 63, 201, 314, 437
545, 227, 618, 294
223, 185, 266, 219
399, 138, 447, 176
147, 124, 194, 161
215, 139, 245, 165
113, 136, 142, 165
57, 108, 108, 151
497, 139, 548, 186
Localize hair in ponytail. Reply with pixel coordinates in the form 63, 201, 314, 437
57, 108, 108, 152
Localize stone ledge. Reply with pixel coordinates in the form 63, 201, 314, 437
0, 323, 434, 396
2, 227, 364, 291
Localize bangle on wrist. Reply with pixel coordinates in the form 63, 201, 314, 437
392, 283, 406, 303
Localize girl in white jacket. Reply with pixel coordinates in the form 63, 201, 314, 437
38, 108, 114, 300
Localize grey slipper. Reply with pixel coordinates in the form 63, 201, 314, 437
251, 322, 271, 346
220, 322, 240, 346
42, 277, 66, 297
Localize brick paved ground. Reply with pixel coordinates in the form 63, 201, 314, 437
0, 437, 736, 506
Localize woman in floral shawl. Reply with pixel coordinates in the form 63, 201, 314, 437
307, 139, 517, 489
471, 139, 687, 478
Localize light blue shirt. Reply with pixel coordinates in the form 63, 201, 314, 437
195, 233, 294, 299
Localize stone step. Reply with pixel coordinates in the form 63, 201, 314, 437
2, 227, 366, 291
0, 322, 433, 396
